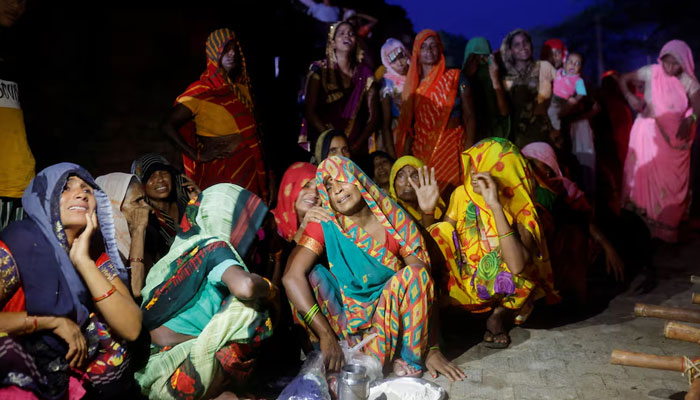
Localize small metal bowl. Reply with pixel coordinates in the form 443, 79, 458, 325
368, 377, 447, 400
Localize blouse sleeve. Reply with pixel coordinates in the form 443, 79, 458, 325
298, 221, 325, 256
0, 241, 20, 308
96, 253, 119, 281
680, 72, 700, 97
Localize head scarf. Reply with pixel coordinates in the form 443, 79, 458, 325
520, 142, 563, 178
95, 173, 137, 259
500, 28, 533, 74
463, 37, 492, 68
316, 156, 429, 270
540, 38, 568, 65
314, 129, 348, 163
388, 155, 445, 222
175, 28, 256, 176
0, 163, 126, 326
381, 38, 409, 92
130, 153, 179, 188
395, 29, 447, 155
658, 39, 696, 80
460, 138, 556, 307
141, 184, 267, 329
271, 162, 318, 242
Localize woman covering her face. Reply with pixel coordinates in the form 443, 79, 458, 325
0, 163, 142, 399
429, 139, 559, 348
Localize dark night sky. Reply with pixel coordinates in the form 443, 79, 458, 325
387, 0, 597, 48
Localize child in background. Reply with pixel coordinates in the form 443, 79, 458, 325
550, 52, 597, 200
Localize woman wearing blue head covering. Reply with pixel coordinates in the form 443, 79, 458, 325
0, 163, 142, 399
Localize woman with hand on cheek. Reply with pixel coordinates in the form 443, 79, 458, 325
0, 163, 142, 399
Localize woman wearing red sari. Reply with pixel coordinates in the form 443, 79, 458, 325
394, 29, 476, 196
162, 28, 270, 203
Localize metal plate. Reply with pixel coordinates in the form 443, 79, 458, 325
368, 377, 447, 400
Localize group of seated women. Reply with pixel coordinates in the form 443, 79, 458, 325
0, 134, 628, 398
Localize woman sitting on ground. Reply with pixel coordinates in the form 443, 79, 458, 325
283, 156, 465, 381
131, 153, 200, 261
521, 142, 624, 305
389, 155, 445, 228
0, 163, 142, 399
136, 184, 276, 400
429, 138, 559, 348
96, 172, 153, 298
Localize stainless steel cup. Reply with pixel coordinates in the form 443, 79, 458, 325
338, 363, 369, 400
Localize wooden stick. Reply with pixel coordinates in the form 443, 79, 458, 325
634, 303, 700, 323
693, 293, 700, 305
610, 350, 685, 371
665, 321, 700, 343
692, 275, 700, 284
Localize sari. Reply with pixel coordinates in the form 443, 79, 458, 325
175, 28, 268, 201
0, 163, 132, 399
95, 172, 137, 259
388, 155, 445, 225
500, 29, 556, 148
295, 156, 433, 371
428, 139, 559, 324
395, 30, 464, 192
137, 184, 272, 400
622, 40, 699, 242
271, 162, 317, 242
300, 22, 375, 152
462, 37, 510, 141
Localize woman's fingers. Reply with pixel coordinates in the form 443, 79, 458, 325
430, 167, 436, 186
407, 175, 419, 191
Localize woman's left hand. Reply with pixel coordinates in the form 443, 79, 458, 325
69, 212, 98, 266
408, 166, 440, 215
603, 244, 624, 282
181, 174, 201, 202
425, 347, 466, 382
473, 172, 500, 208
676, 116, 695, 141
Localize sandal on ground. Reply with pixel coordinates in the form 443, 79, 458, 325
393, 358, 423, 378
482, 329, 511, 349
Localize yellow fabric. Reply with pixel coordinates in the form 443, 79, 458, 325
388, 156, 444, 224
429, 138, 558, 323
0, 104, 35, 198
178, 95, 247, 138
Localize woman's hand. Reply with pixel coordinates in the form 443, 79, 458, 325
676, 116, 695, 141
472, 172, 500, 209
487, 54, 500, 83
181, 174, 201, 202
52, 317, 87, 368
69, 212, 98, 266
408, 166, 440, 215
123, 202, 151, 234
319, 333, 344, 372
302, 206, 333, 225
603, 244, 624, 282
627, 95, 647, 115
197, 144, 230, 163
425, 348, 467, 382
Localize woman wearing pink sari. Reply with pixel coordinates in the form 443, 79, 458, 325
619, 40, 700, 242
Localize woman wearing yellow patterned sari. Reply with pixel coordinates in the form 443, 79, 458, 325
428, 138, 558, 348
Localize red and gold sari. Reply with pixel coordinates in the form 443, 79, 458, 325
175, 28, 269, 202
395, 29, 464, 193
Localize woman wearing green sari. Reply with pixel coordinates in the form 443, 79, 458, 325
136, 184, 275, 400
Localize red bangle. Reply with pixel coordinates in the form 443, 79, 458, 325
93, 285, 117, 302
423, 209, 435, 215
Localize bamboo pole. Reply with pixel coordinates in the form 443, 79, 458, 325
610, 350, 686, 371
665, 321, 700, 343
634, 303, 700, 323
693, 293, 700, 305
692, 275, 700, 284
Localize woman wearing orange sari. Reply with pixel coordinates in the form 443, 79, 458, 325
162, 28, 270, 202
395, 30, 476, 196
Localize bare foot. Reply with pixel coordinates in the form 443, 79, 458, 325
484, 306, 512, 348
393, 358, 422, 377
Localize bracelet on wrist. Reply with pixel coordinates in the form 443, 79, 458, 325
691, 113, 698, 123
129, 257, 144, 264
498, 231, 515, 240
93, 285, 117, 303
423, 209, 435, 216
24, 315, 38, 334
